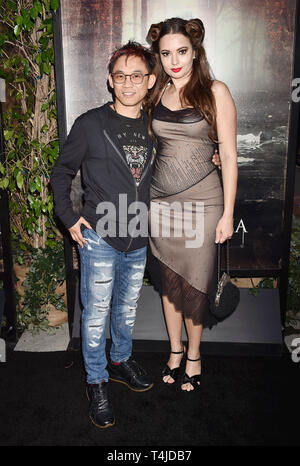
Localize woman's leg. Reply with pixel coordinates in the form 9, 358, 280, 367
181, 318, 203, 391
162, 294, 185, 383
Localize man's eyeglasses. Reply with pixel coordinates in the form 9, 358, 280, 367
110, 72, 150, 84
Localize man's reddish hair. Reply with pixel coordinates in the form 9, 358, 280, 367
108, 41, 156, 74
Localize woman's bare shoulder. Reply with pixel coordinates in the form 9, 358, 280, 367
211, 79, 231, 97
211, 80, 235, 110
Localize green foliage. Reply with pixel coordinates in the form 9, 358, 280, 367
13, 240, 67, 333
286, 216, 300, 324
0, 0, 60, 248
249, 277, 276, 297
0, 1, 66, 334
248, 216, 300, 325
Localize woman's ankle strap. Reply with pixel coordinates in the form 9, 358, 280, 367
170, 344, 185, 355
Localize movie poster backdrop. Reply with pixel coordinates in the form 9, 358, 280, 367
56, 0, 297, 274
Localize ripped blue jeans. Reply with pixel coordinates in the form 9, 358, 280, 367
78, 228, 147, 384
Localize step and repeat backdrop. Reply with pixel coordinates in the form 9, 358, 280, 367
55, 0, 297, 275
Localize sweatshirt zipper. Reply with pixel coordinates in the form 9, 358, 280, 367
104, 130, 150, 255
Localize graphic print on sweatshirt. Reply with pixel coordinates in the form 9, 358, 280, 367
115, 121, 148, 186
123, 144, 148, 185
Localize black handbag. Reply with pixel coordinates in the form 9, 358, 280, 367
209, 240, 240, 321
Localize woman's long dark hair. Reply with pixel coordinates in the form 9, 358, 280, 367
144, 17, 217, 142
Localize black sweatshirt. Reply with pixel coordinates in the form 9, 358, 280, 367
50, 103, 155, 252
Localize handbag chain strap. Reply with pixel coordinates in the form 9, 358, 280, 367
217, 240, 230, 281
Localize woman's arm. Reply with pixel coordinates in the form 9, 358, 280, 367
211, 80, 238, 243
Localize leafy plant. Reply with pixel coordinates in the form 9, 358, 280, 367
249, 277, 277, 297
285, 216, 300, 325
13, 239, 67, 333
0, 1, 67, 334
248, 216, 300, 326
0, 0, 60, 249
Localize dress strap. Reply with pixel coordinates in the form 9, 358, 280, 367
159, 80, 172, 103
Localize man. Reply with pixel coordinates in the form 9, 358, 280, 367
51, 42, 157, 429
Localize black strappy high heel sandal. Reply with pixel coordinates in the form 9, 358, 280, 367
181, 356, 201, 391
162, 346, 186, 384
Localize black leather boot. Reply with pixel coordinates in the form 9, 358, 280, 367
86, 382, 115, 428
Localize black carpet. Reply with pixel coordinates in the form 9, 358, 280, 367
0, 346, 299, 447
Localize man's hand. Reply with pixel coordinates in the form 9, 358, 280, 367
68, 217, 92, 248
212, 149, 221, 170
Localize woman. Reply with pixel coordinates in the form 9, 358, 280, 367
145, 18, 238, 391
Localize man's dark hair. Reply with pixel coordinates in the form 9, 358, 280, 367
108, 40, 156, 74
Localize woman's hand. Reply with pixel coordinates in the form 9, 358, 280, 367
215, 214, 234, 244
212, 149, 221, 170
68, 216, 92, 248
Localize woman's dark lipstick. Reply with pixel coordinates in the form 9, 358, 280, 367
171, 67, 182, 73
